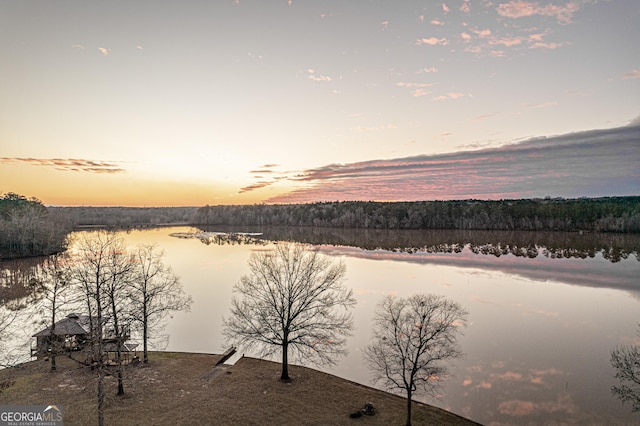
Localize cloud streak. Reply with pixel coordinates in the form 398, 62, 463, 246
496, 1, 580, 24
623, 69, 640, 79
0, 158, 126, 174
265, 124, 640, 203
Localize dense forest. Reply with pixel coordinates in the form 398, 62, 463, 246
0, 193, 71, 258
195, 197, 640, 233
3, 196, 638, 259
50, 206, 197, 228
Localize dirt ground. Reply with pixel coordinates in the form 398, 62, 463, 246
0, 352, 480, 425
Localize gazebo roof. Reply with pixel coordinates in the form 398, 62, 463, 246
32, 313, 91, 337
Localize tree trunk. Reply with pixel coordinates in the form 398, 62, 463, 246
49, 293, 57, 372
111, 298, 125, 396
116, 348, 125, 396
97, 366, 105, 426
143, 301, 149, 363
280, 343, 289, 381
406, 388, 412, 426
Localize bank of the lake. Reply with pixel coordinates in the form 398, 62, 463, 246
0, 352, 479, 426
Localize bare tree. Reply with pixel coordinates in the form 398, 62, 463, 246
611, 324, 640, 412
223, 243, 356, 381
365, 294, 468, 426
0, 306, 21, 368
102, 237, 135, 396
71, 231, 126, 426
128, 243, 192, 364
38, 253, 74, 372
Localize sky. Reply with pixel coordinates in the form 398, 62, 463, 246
1, 0, 638, 206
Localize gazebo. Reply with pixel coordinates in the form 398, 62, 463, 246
31, 313, 91, 358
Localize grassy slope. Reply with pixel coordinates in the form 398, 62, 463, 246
0, 352, 480, 426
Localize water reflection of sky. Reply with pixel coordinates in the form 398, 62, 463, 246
319, 245, 640, 299
4, 227, 638, 425
314, 245, 639, 425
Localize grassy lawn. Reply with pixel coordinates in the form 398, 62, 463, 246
0, 352, 479, 425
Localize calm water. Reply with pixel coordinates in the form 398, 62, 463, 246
3, 227, 640, 425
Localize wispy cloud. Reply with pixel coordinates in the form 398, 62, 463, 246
524, 101, 557, 109
239, 181, 274, 193
622, 69, 640, 79
470, 113, 498, 123
307, 68, 332, 81
496, 1, 580, 24
396, 82, 432, 88
463, 28, 566, 55
266, 125, 640, 203
72, 44, 85, 50
397, 81, 433, 97
416, 37, 449, 46
433, 92, 465, 101
241, 165, 288, 193
352, 124, 397, 132
249, 164, 280, 174
0, 158, 126, 174
98, 47, 110, 56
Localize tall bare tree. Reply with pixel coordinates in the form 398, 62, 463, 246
71, 231, 125, 426
365, 294, 468, 426
223, 243, 356, 381
611, 324, 640, 412
38, 253, 74, 372
128, 243, 192, 363
0, 306, 20, 368
102, 237, 135, 396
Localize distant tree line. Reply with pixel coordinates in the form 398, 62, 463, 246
195, 197, 640, 233
50, 206, 198, 228
0, 193, 71, 259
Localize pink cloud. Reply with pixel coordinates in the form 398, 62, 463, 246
622, 69, 640, 79
497, 1, 580, 24
416, 37, 449, 46
433, 92, 465, 101
442, 3, 450, 13
491, 37, 523, 46
264, 124, 640, 203
0, 158, 125, 174
307, 69, 332, 81
472, 28, 492, 38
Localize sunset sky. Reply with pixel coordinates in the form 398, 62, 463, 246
1, 0, 638, 206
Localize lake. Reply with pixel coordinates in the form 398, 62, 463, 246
2, 226, 639, 425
